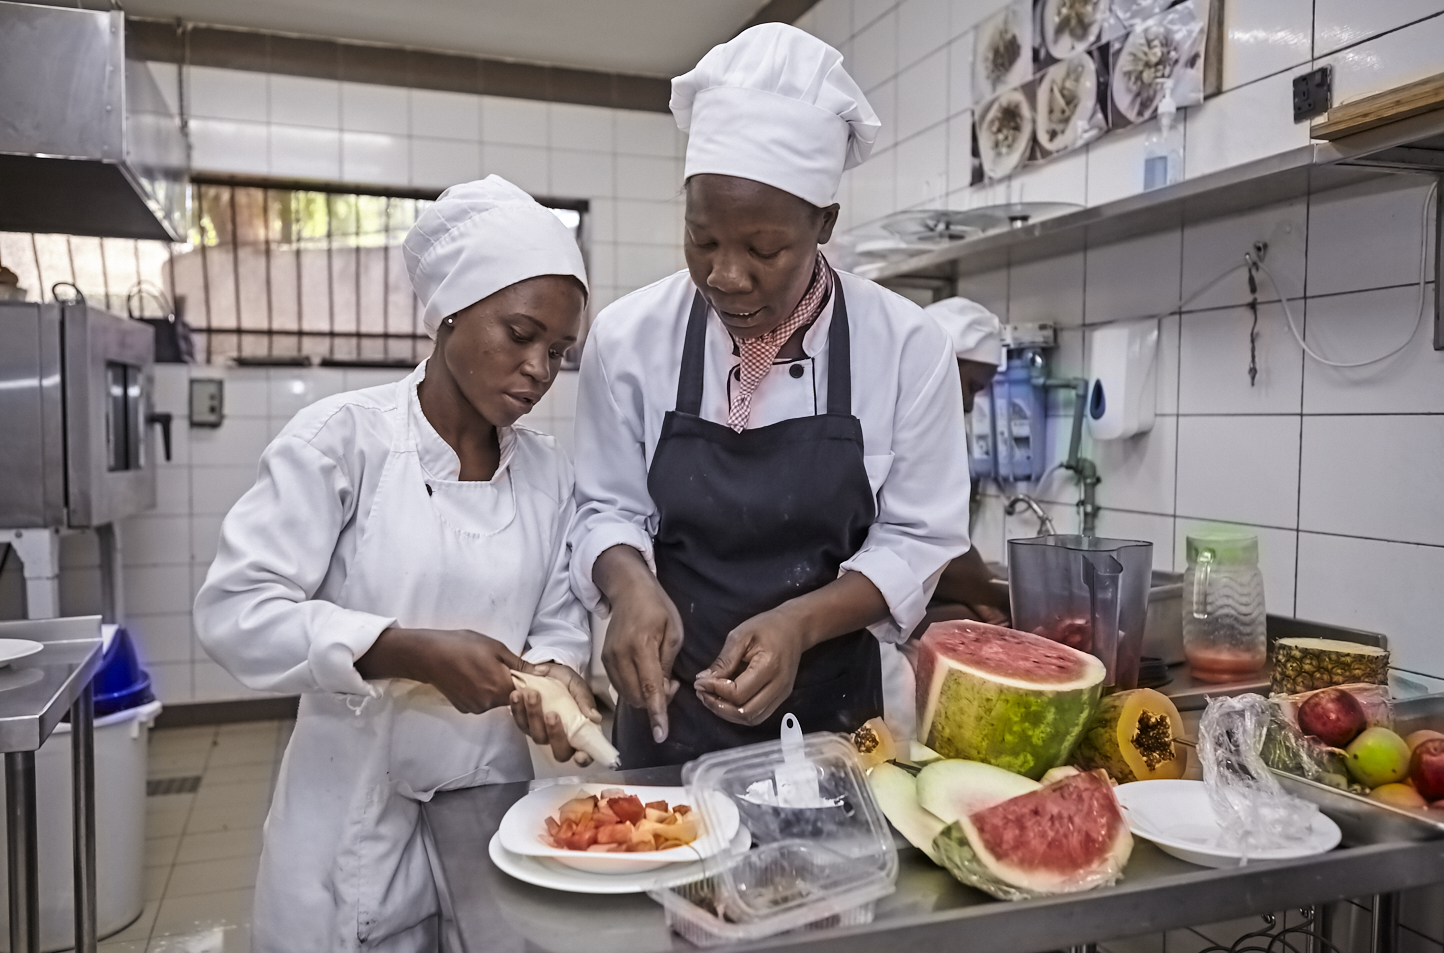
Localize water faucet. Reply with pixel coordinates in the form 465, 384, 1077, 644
1005, 495, 1057, 536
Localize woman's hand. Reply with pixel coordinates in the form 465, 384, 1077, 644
594, 545, 684, 743
693, 607, 805, 726
356, 627, 522, 714
508, 661, 600, 764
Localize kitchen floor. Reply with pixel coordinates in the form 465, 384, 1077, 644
107, 720, 293, 953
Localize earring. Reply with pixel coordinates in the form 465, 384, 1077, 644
444, 316, 455, 327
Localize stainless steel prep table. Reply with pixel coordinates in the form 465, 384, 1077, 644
0, 616, 105, 953
423, 766, 1444, 953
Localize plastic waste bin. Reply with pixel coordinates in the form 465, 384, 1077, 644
0, 626, 160, 951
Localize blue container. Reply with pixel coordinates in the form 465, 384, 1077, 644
92, 627, 154, 718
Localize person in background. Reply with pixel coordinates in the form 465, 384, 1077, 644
194, 176, 597, 953
570, 23, 972, 768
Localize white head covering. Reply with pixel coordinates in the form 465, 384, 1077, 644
403, 175, 588, 338
925, 297, 1004, 366
670, 23, 880, 208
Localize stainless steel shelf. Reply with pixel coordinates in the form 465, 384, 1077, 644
0, 616, 105, 752
868, 107, 1444, 287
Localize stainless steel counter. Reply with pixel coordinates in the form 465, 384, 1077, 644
423, 764, 1444, 953
0, 615, 105, 953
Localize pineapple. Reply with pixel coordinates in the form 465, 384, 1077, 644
1272, 638, 1389, 694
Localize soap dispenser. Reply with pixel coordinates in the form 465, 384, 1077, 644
1142, 89, 1183, 191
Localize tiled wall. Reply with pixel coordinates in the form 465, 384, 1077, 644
792, 0, 1444, 233
144, 61, 688, 320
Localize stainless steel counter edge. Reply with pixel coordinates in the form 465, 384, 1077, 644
0, 616, 105, 752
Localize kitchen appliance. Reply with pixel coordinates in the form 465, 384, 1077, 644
1008, 535, 1154, 689
973, 348, 1050, 483
0, 299, 164, 619
1182, 530, 1267, 684
0, 2, 187, 240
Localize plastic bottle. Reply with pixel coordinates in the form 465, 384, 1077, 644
1142, 89, 1183, 191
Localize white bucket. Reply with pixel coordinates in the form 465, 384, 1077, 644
0, 699, 162, 952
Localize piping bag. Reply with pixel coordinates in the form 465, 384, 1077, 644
511, 671, 621, 768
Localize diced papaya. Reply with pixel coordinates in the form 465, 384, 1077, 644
608, 795, 646, 824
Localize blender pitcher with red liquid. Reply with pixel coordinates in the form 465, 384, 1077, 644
1181, 530, 1267, 683
1007, 535, 1153, 689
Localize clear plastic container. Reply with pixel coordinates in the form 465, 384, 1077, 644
1182, 530, 1267, 683
649, 719, 897, 944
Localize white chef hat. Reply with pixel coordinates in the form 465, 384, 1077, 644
671, 23, 880, 208
925, 297, 1004, 366
403, 175, 588, 338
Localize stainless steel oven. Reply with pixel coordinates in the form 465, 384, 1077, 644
0, 300, 158, 529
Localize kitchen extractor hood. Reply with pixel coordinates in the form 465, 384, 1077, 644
0, 2, 187, 241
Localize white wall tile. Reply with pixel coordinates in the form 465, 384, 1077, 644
615, 155, 682, 201
193, 661, 272, 702
946, 34, 973, 119
1084, 121, 1149, 208
269, 75, 340, 129
1175, 519, 1298, 615
1095, 510, 1175, 571
482, 95, 549, 146
269, 125, 340, 181
412, 137, 482, 190
342, 131, 409, 187
953, 266, 1007, 319
269, 368, 347, 420
127, 613, 194, 665
897, 49, 949, 142
1301, 285, 1444, 414
190, 515, 223, 567
148, 661, 192, 704
1093, 414, 1178, 515
343, 368, 410, 391
1306, 177, 1435, 297
1010, 250, 1084, 326
873, 79, 899, 152
949, 0, 991, 36
1183, 68, 1310, 181
153, 468, 191, 517
1177, 303, 1304, 414
1085, 227, 1181, 324
480, 143, 548, 195
187, 66, 267, 122
1175, 415, 1301, 528
615, 243, 681, 289
126, 565, 194, 616
190, 417, 273, 468
614, 111, 679, 158
1314, 0, 1442, 58
1320, 13, 1444, 116
341, 82, 409, 135
945, 110, 975, 195
188, 119, 269, 177
898, 0, 951, 64
1156, 313, 1180, 416
1007, 147, 1088, 206
1222, 0, 1313, 91
587, 242, 617, 288
614, 200, 681, 245
147, 62, 182, 117
849, 146, 896, 226
894, 123, 948, 209
1296, 532, 1444, 677
122, 516, 192, 568
190, 466, 260, 517
1180, 196, 1307, 310
58, 530, 100, 572
851, 10, 899, 91
221, 369, 270, 418
810, 0, 854, 49
550, 150, 614, 199
854, 0, 897, 36
1299, 415, 1444, 547
550, 103, 614, 153
410, 89, 481, 141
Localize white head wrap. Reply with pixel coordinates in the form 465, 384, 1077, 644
925, 297, 1004, 366
670, 23, 880, 208
403, 175, 588, 338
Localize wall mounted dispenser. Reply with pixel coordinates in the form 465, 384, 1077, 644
1086, 319, 1159, 441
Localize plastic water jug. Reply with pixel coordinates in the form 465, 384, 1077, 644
1182, 531, 1267, 683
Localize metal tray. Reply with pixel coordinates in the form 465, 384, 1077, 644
1273, 694, 1444, 846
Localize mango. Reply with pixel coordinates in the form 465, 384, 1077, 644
1368, 782, 1427, 809
1344, 727, 1411, 788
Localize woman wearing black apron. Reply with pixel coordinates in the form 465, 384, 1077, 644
570, 24, 974, 768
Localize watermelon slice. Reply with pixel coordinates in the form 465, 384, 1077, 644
933, 770, 1133, 900
915, 759, 1040, 825
915, 620, 1105, 780
868, 763, 947, 863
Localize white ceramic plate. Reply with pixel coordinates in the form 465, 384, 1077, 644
489, 826, 750, 895
1115, 780, 1342, 868
497, 784, 739, 874
0, 640, 44, 668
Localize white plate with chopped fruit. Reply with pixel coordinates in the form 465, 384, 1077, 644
496, 784, 740, 874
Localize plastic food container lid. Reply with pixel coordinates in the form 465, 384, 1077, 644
659, 717, 897, 937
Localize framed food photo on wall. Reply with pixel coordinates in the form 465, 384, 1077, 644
1107, 0, 1213, 130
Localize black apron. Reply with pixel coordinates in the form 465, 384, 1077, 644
615, 276, 884, 768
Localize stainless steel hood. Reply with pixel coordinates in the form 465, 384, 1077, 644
0, 2, 187, 241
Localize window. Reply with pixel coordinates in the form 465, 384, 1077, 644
0, 179, 587, 367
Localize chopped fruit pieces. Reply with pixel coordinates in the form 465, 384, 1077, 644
540, 791, 700, 853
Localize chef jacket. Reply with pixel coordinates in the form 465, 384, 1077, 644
570, 268, 973, 643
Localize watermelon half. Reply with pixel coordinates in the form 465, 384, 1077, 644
933, 770, 1133, 900
915, 620, 1105, 780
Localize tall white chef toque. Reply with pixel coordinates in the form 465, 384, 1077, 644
403, 175, 588, 338
925, 296, 1004, 367
671, 23, 880, 208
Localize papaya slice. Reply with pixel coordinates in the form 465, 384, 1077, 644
851, 717, 898, 768
1072, 688, 1186, 783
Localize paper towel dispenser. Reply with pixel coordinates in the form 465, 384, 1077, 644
1086, 319, 1158, 441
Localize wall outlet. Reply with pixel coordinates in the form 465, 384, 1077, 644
1293, 67, 1332, 122
189, 378, 224, 427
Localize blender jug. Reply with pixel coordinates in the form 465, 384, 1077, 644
1182, 530, 1267, 683
1008, 535, 1153, 689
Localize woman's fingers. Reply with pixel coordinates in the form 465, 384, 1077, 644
544, 711, 576, 762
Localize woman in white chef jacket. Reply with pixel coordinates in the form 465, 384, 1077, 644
570, 24, 974, 768
195, 176, 597, 953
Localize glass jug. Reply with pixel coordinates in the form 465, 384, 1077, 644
1182, 531, 1267, 683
